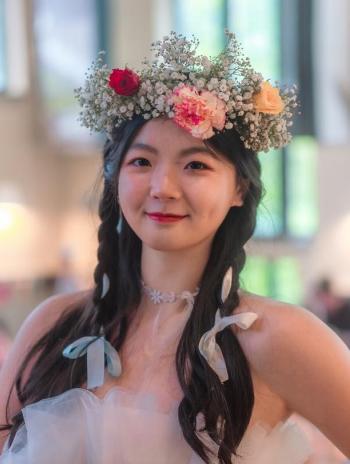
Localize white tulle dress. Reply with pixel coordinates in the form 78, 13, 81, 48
0, 304, 313, 463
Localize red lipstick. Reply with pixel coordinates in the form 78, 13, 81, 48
146, 212, 187, 223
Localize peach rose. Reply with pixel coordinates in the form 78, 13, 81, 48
171, 86, 227, 139
252, 81, 284, 115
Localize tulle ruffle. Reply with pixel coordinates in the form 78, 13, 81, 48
1, 387, 312, 463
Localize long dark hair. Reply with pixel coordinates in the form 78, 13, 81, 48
2, 116, 263, 463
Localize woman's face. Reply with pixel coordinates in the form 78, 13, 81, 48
118, 118, 244, 252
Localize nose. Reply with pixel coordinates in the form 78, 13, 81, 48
149, 164, 181, 200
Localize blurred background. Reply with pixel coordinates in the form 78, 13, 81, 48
0, 0, 349, 461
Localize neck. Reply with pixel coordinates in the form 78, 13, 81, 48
139, 241, 211, 312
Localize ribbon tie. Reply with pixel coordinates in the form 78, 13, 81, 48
198, 309, 258, 382
180, 290, 199, 311
62, 336, 122, 389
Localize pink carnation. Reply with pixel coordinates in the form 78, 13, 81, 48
170, 86, 227, 139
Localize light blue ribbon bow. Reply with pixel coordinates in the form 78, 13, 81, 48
62, 336, 122, 389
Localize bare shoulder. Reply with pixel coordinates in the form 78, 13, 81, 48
23, 289, 93, 334
0, 288, 92, 444
234, 291, 350, 456
234, 289, 336, 370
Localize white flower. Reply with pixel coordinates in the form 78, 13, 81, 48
202, 56, 212, 71
119, 106, 127, 113
196, 78, 205, 89
150, 289, 162, 304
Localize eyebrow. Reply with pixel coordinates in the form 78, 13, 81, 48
128, 142, 220, 160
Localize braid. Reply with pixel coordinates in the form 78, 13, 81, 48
90, 120, 145, 344
92, 180, 119, 328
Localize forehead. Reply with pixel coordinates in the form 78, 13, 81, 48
131, 118, 208, 150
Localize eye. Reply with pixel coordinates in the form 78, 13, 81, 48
129, 157, 150, 167
185, 161, 210, 170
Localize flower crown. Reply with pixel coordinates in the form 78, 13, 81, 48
75, 30, 298, 152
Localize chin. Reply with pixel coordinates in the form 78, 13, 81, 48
143, 238, 188, 252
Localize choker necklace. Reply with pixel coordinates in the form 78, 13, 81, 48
141, 279, 200, 311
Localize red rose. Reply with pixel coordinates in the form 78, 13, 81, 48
108, 68, 140, 96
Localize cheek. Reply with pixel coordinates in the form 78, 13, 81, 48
193, 181, 234, 220
206, 201, 232, 224
118, 173, 147, 206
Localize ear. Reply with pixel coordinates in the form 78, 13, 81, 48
231, 178, 249, 208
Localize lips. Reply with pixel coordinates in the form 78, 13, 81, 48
147, 212, 187, 218
146, 212, 187, 223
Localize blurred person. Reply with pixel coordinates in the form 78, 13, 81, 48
306, 278, 350, 349
305, 278, 345, 322
327, 298, 350, 332
1, 32, 350, 463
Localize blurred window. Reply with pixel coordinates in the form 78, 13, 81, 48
286, 136, 318, 238
173, 0, 226, 55
33, 0, 109, 146
241, 255, 303, 304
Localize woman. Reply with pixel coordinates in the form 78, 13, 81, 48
0, 31, 349, 463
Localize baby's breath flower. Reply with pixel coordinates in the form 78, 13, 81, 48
196, 78, 206, 89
